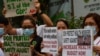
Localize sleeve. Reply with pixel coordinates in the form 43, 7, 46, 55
37, 25, 46, 37
0, 37, 4, 43
0, 49, 4, 56
16, 28, 23, 35
94, 37, 100, 46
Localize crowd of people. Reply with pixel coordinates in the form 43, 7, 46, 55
0, 0, 100, 56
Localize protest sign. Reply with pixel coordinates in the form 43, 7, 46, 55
4, 35, 31, 56
62, 29, 93, 56
4, 0, 36, 17
73, 0, 100, 17
42, 27, 58, 55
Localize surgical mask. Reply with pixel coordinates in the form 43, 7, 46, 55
23, 28, 34, 36
84, 26, 97, 36
0, 28, 4, 36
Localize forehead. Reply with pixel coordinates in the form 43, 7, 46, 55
85, 17, 95, 23
0, 24, 5, 28
22, 20, 33, 26
34, 0, 38, 2
57, 21, 66, 26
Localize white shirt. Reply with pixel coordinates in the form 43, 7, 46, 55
0, 37, 4, 56
16, 25, 46, 37
94, 37, 100, 56
37, 25, 46, 37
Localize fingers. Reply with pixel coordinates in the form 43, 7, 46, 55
34, 0, 41, 13
93, 46, 100, 53
2, 7, 7, 16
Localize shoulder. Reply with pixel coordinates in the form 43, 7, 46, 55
16, 28, 23, 35
37, 25, 46, 30
37, 25, 46, 37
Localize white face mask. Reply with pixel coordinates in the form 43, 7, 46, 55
84, 26, 97, 36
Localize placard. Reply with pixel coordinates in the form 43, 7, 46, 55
62, 29, 93, 56
4, 0, 36, 17
4, 35, 31, 56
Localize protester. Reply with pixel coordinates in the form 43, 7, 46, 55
56, 19, 69, 30
22, 17, 44, 56
34, 0, 53, 37
83, 13, 100, 56
5, 0, 53, 35
0, 16, 9, 56
56, 18, 69, 56
3, 0, 53, 56
9, 16, 44, 56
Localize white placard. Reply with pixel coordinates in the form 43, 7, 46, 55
62, 29, 93, 56
4, 35, 31, 56
4, 0, 36, 17
42, 27, 58, 55
73, 0, 100, 17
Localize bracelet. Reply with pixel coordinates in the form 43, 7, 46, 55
38, 11, 43, 15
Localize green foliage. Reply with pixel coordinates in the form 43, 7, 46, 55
51, 11, 65, 23
51, 11, 84, 29
68, 17, 83, 29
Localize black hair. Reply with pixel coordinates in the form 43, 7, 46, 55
0, 16, 9, 26
22, 16, 36, 26
56, 19, 69, 28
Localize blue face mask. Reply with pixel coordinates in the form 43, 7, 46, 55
0, 28, 4, 36
23, 28, 34, 36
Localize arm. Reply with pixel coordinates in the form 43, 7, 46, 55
2, 7, 17, 35
40, 13, 53, 27
6, 19, 17, 35
58, 46, 62, 56
34, 1, 53, 27
0, 42, 3, 48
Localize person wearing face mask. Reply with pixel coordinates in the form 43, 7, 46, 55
56, 19, 69, 56
5, 0, 53, 55
22, 17, 44, 56
83, 13, 100, 56
21, 17, 44, 56
0, 16, 9, 56
5, 16, 44, 56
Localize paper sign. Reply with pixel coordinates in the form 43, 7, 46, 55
62, 29, 93, 56
4, 0, 36, 17
4, 35, 31, 56
42, 27, 58, 55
